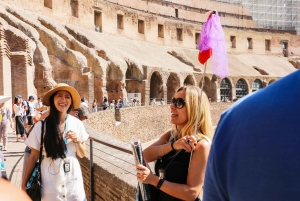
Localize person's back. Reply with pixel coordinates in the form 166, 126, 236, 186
203, 70, 300, 201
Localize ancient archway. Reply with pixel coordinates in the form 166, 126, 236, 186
166, 73, 180, 103
106, 63, 123, 102
236, 79, 248, 99
220, 78, 232, 101
199, 76, 211, 98
183, 75, 195, 86
125, 62, 144, 103
150, 71, 163, 102
252, 79, 263, 92
269, 79, 276, 85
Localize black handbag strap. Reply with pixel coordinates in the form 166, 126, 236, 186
38, 120, 45, 172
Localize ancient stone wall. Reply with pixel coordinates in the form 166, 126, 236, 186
79, 156, 136, 201
0, 25, 11, 100
10, 53, 29, 98
86, 102, 233, 143
2, 0, 299, 55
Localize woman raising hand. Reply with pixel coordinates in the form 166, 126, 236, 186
137, 85, 213, 201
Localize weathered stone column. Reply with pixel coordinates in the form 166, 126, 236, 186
163, 83, 168, 103
11, 50, 36, 100
11, 52, 33, 100
0, 27, 12, 104
231, 85, 236, 101
87, 71, 94, 104
144, 80, 150, 106
213, 81, 219, 102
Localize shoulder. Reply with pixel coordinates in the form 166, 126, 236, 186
195, 138, 211, 152
158, 129, 172, 143
68, 114, 82, 124
68, 115, 86, 130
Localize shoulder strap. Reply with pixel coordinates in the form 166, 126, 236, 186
38, 121, 45, 169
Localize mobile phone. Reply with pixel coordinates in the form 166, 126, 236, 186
64, 159, 70, 172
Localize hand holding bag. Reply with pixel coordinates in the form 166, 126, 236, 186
26, 121, 45, 201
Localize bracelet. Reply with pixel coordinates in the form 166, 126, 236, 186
171, 141, 175, 150
74, 141, 81, 144
156, 178, 165, 189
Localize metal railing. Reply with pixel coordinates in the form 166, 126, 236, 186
88, 137, 133, 201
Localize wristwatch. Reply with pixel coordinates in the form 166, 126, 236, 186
156, 177, 165, 189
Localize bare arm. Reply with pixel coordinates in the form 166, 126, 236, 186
143, 129, 198, 163
21, 148, 40, 191
74, 142, 86, 158
8, 115, 12, 128
36, 106, 47, 112
137, 139, 211, 201
143, 129, 172, 163
66, 130, 86, 158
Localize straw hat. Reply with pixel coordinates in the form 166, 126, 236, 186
0, 96, 11, 104
42, 83, 81, 108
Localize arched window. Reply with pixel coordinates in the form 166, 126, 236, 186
236, 79, 248, 99
252, 79, 263, 92
220, 78, 231, 102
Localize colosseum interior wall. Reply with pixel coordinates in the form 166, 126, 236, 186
0, 0, 299, 105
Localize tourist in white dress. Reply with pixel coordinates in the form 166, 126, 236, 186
21, 83, 89, 201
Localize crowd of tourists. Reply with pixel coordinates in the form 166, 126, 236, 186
1, 69, 300, 201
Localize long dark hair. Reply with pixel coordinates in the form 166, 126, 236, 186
44, 91, 72, 160
14, 97, 19, 104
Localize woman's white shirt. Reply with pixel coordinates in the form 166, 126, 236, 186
14, 104, 24, 116
25, 115, 89, 201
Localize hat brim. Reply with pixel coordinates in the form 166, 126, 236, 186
0, 96, 11, 104
43, 85, 81, 108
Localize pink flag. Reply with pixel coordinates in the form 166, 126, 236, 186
198, 12, 228, 78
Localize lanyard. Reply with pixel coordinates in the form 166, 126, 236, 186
63, 114, 69, 144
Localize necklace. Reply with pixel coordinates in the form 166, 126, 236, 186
59, 121, 66, 135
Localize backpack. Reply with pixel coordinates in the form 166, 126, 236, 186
26, 102, 31, 116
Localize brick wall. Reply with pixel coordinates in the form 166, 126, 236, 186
79, 156, 136, 201
11, 53, 28, 98
79, 124, 137, 201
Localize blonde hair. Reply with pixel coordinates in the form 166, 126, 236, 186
172, 85, 213, 142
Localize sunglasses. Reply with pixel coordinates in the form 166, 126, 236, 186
171, 97, 186, 109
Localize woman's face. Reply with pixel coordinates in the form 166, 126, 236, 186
53, 90, 72, 113
170, 90, 188, 128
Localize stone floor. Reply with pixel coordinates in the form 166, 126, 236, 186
1, 127, 26, 188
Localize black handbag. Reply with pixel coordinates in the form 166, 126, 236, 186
26, 121, 45, 201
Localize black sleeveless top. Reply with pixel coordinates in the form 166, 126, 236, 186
153, 138, 203, 201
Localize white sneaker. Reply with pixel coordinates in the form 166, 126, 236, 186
3, 147, 7, 151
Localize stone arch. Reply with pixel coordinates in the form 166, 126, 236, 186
166, 73, 180, 103
199, 76, 211, 98
252, 79, 263, 92
236, 78, 249, 99
125, 61, 144, 103
150, 71, 164, 101
220, 78, 232, 101
269, 79, 276, 85
183, 75, 195, 86
106, 63, 124, 102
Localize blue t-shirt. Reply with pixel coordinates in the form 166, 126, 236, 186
203, 70, 300, 201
